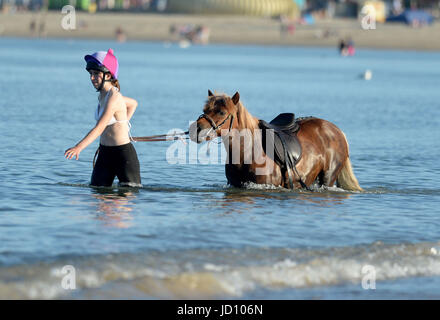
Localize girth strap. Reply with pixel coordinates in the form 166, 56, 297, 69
274, 130, 310, 190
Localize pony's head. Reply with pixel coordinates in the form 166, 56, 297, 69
190, 90, 241, 143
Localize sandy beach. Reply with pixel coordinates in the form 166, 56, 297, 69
0, 11, 439, 50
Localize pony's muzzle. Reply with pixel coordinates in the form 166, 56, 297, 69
189, 121, 213, 143
189, 121, 203, 143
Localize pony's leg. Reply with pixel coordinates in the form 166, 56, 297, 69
295, 155, 322, 188
323, 167, 341, 187
322, 156, 345, 188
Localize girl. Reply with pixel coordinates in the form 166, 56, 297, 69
65, 49, 142, 187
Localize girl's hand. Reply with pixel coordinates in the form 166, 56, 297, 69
64, 146, 82, 160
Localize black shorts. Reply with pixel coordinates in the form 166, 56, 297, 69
91, 143, 142, 187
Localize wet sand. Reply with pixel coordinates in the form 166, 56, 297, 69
0, 11, 439, 51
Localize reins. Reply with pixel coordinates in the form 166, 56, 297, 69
93, 130, 190, 168
131, 131, 189, 142
130, 111, 233, 143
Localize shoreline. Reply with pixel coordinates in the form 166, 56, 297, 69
0, 12, 439, 51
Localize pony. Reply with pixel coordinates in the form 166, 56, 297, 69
189, 91, 362, 191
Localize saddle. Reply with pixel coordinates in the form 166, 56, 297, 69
259, 113, 303, 188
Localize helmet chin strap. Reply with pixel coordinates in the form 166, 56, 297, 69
96, 72, 111, 92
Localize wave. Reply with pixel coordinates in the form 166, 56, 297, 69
1, 241, 440, 299
54, 181, 440, 197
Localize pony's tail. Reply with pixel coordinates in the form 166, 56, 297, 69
337, 157, 363, 192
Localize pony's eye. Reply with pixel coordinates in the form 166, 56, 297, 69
219, 110, 226, 116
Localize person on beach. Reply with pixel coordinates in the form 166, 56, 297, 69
339, 39, 347, 56
346, 37, 355, 56
64, 48, 142, 187
339, 37, 355, 57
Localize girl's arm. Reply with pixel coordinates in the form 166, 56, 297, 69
64, 93, 118, 160
123, 96, 138, 121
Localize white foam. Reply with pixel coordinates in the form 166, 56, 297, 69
203, 263, 228, 272
3, 242, 440, 299
431, 247, 440, 256
242, 182, 285, 190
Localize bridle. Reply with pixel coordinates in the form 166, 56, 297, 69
197, 112, 235, 135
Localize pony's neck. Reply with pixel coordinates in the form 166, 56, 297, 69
222, 102, 262, 166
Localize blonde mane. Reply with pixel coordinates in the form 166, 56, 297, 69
235, 100, 259, 132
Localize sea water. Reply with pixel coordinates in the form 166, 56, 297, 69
0, 38, 439, 299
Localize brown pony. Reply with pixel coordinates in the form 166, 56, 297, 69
189, 91, 362, 191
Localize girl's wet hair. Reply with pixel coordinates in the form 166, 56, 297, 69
111, 78, 120, 91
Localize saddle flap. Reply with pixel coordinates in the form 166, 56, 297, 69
260, 119, 302, 169
277, 131, 302, 167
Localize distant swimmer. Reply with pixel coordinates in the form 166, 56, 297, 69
346, 37, 355, 56
339, 37, 355, 57
363, 70, 373, 80
64, 49, 142, 188
339, 39, 347, 56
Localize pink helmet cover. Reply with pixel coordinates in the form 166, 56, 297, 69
84, 48, 119, 79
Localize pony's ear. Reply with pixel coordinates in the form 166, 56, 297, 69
208, 90, 214, 97
231, 92, 240, 105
